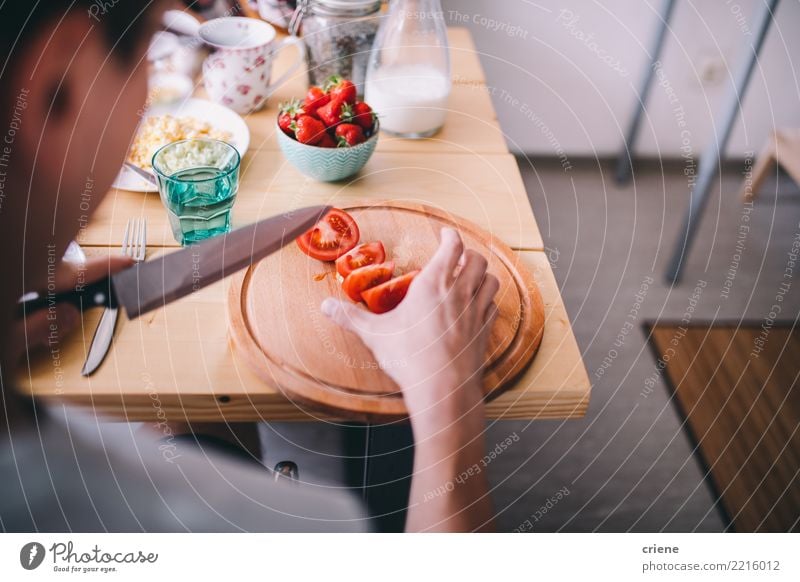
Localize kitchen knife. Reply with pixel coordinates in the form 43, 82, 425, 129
82, 218, 146, 377
81, 307, 118, 376
123, 161, 158, 187
17, 205, 330, 320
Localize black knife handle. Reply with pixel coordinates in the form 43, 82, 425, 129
16, 277, 117, 318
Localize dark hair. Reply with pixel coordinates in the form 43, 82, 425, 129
0, 1, 160, 71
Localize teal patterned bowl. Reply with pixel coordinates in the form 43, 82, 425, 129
276, 120, 379, 182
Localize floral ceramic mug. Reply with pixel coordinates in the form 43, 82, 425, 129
200, 17, 305, 114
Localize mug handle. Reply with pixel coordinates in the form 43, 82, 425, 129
266, 36, 306, 96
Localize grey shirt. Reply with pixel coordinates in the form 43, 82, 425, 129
1, 406, 368, 532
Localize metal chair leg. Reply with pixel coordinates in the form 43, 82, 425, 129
665, 0, 779, 283
615, 0, 676, 185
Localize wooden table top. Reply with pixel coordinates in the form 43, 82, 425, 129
20, 28, 590, 421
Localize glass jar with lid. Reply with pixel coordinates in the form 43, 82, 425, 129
290, 0, 382, 92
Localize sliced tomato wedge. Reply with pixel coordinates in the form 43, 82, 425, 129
361, 270, 419, 314
342, 261, 395, 302
335, 241, 386, 278
296, 208, 360, 261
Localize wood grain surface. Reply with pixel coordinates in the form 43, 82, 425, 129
83, 151, 542, 250
649, 323, 800, 532
20, 247, 587, 421
228, 202, 545, 420
19, 27, 591, 421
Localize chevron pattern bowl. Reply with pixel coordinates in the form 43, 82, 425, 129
276, 121, 379, 182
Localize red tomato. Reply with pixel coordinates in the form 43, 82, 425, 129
296, 208, 360, 261
342, 261, 395, 302
361, 271, 419, 314
336, 241, 386, 278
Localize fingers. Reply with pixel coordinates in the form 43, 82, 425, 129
55, 255, 135, 290
321, 298, 374, 336
475, 273, 499, 316
425, 228, 464, 283
83, 255, 136, 282
107, 254, 137, 274
485, 302, 499, 326
456, 250, 489, 295
16, 304, 79, 352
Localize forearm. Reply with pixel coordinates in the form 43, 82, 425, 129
405, 383, 494, 532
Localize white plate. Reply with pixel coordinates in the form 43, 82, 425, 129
112, 98, 250, 192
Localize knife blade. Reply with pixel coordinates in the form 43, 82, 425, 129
17, 205, 330, 320
123, 161, 158, 186
81, 307, 118, 376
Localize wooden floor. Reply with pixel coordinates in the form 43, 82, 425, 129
648, 323, 800, 532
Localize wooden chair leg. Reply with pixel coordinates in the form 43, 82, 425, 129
774, 129, 800, 189
742, 133, 777, 201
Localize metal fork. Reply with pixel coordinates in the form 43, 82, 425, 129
122, 217, 147, 263
81, 218, 146, 376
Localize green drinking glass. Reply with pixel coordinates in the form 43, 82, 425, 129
152, 138, 240, 245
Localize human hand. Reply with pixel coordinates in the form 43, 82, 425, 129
15, 254, 134, 357
321, 228, 499, 429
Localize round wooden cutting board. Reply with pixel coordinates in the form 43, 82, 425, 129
228, 201, 545, 420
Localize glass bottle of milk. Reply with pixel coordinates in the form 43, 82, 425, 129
365, 0, 450, 138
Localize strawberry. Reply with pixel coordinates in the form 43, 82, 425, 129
335, 123, 366, 147
278, 112, 294, 136
324, 75, 357, 105
317, 132, 337, 148
303, 86, 330, 118
291, 115, 327, 145
344, 101, 375, 131
278, 99, 303, 136
317, 96, 346, 128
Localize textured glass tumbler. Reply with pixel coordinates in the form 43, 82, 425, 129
152, 138, 240, 245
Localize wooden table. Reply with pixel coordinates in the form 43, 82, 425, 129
21, 28, 590, 421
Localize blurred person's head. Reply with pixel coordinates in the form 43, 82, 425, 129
0, 2, 162, 357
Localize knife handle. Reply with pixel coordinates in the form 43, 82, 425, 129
16, 277, 117, 318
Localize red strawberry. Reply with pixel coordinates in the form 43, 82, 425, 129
292, 115, 327, 145
304, 86, 331, 118
317, 96, 346, 128
278, 112, 294, 136
317, 132, 337, 148
325, 75, 357, 105
344, 101, 375, 131
278, 99, 303, 136
335, 123, 366, 147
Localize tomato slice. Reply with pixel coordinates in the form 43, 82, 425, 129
335, 241, 386, 278
341, 261, 395, 302
361, 271, 419, 314
296, 208, 360, 261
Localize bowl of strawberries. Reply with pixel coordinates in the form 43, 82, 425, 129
277, 76, 379, 182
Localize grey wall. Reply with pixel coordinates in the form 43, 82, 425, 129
442, 0, 799, 158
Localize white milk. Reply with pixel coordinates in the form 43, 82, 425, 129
365, 64, 450, 136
